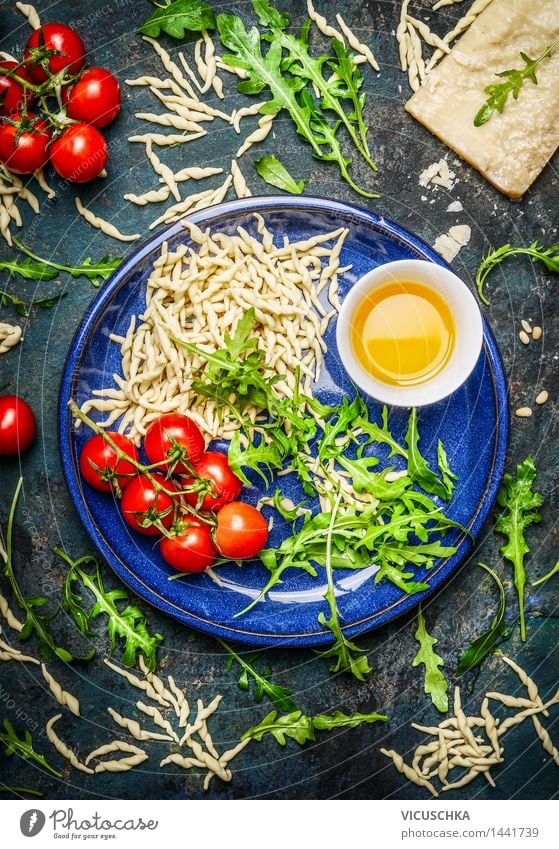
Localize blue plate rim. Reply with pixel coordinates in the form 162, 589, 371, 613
58, 195, 509, 647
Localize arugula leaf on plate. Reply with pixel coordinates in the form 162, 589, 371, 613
405, 408, 451, 501
412, 605, 448, 712
456, 563, 507, 676
254, 154, 306, 195
139, 0, 216, 39
495, 457, 543, 641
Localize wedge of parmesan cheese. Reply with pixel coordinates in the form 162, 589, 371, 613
405, 0, 559, 198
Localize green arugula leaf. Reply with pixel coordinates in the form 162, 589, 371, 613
354, 404, 407, 459
316, 494, 372, 680
242, 707, 388, 746
57, 549, 163, 670
532, 559, 559, 587
318, 394, 362, 461
0, 288, 66, 317
228, 430, 284, 486
336, 454, 379, 492
412, 605, 448, 713
2, 479, 83, 664
217, 11, 376, 197
0, 257, 58, 281
271, 489, 308, 522
139, 0, 216, 39
474, 40, 559, 126
242, 710, 315, 745
437, 440, 458, 499
0, 786, 44, 797
252, 0, 289, 30
495, 457, 543, 641
219, 639, 296, 712
12, 239, 121, 287
0, 719, 61, 777
456, 563, 507, 676
254, 154, 306, 195
326, 39, 376, 170
405, 408, 450, 501
475, 241, 559, 305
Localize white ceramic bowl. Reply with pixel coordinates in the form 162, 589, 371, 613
336, 259, 483, 407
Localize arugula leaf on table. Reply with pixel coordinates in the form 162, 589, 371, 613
412, 605, 448, 712
219, 639, 296, 712
326, 39, 376, 170
2, 478, 84, 664
217, 11, 376, 197
254, 154, 306, 195
12, 239, 121, 287
242, 710, 315, 745
139, 0, 216, 39
57, 548, 163, 670
0, 257, 58, 281
242, 708, 388, 745
456, 563, 507, 676
0, 786, 44, 797
0, 288, 66, 317
475, 241, 559, 305
405, 408, 451, 501
0, 719, 61, 778
495, 457, 543, 641
474, 40, 559, 127
532, 559, 559, 587
252, 0, 289, 30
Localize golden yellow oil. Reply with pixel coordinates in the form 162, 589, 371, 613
350, 280, 455, 387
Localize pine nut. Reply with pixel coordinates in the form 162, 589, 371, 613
532, 326, 542, 340
535, 391, 549, 406
521, 320, 532, 334
515, 407, 532, 418
519, 331, 530, 345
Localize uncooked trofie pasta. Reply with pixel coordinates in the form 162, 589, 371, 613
236, 113, 274, 158
334, 14, 380, 71
124, 186, 171, 206
306, 0, 344, 42
41, 663, 81, 716
85, 740, 146, 766
231, 101, 267, 134
46, 714, 95, 775
16, 2, 40, 28
75, 198, 140, 242
0, 591, 23, 631
80, 217, 349, 442
0, 323, 22, 355
107, 707, 173, 742
128, 132, 206, 146
231, 160, 252, 198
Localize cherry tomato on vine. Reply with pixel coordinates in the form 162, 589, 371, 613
214, 502, 269, 560
48, 122, 108, 182
24, 23, 85, 84
0, 113, 50, 173
144, 413, 205, 475
79, 433, 139, 493
0, 62, 33, 116
0, 395, 37, 456
183, 451, 242, 512
62, 66, 121, 128
160, 519, 216, 573
120, 473, 177, 536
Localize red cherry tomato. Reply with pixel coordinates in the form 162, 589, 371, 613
0, 113, 50, 174
120, 473, 177, 536
183, 451, 242, 512
160, 519, 216, 573
214, 502, 269, 560
79, 433, 139, 493
48, 122, 107, 182
62, 66, 121, 128
0, 62, 32, 116
144, 413, 205, 475
24, 23, 85, 84
0, 395, 37, 456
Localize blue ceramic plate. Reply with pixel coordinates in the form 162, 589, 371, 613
58, 196, 509, 647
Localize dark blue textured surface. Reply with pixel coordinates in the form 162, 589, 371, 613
58, 197, 509, 646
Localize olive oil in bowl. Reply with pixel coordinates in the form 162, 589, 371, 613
350, 280, 456, 387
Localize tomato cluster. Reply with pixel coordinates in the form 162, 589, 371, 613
0, 23, 120, 180
79, 413, 269, 574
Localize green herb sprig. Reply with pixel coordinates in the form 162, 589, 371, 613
2, 478, 86, 663
475, 241, 559, 305
0, 288, 66, 317
456, 563, 507, 676
412, 605, 448, 712
219, 639, 296, 712
495, 457, 543, 642
57, 548, 163, 671
474, 40, 559, 127
242, 708, 388, 746
139, 0, 215, 39
11, 240, 122, 288
254, 154, 306, 194
0, 719, 61, 778
532, 560, 559, 587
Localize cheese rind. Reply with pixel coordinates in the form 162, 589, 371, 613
405, 0, 559, 198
